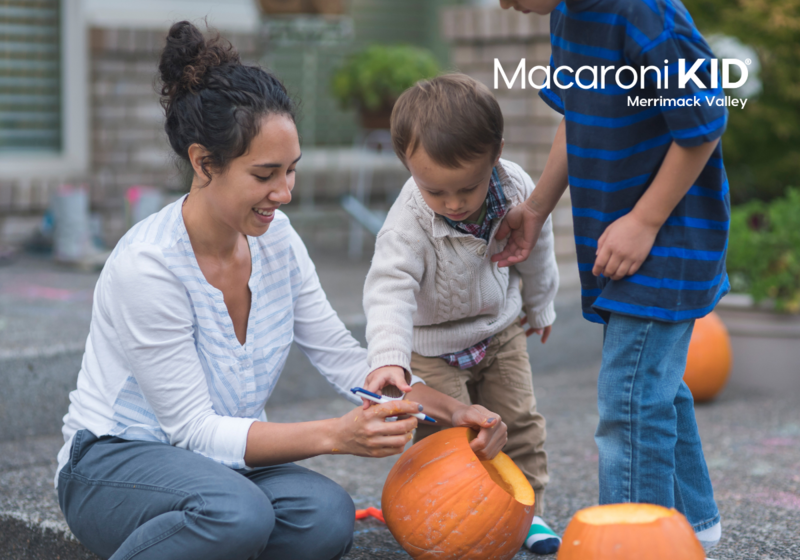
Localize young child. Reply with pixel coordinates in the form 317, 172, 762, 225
495, 0, 728, 552
361, 74, 561, 554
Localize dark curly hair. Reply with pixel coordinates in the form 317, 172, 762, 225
158, 21, 296, 185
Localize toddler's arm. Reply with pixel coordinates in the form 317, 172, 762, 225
508, 164, 559, 333
363, 229, 426, 377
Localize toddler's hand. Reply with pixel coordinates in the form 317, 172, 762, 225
593, 213, 659, 280
520, 315, 552, 343
362, 366, 412, 410
451, 404, 507, 461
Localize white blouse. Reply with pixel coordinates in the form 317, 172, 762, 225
56, 196, 421, 485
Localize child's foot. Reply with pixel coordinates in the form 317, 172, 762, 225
696, 521, 721, 551
524, 516, 561, 554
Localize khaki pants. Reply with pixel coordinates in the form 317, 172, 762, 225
411, 321, 549, 516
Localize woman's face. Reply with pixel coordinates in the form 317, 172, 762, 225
199, 114, 301, 238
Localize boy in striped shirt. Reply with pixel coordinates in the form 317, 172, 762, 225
496, 0, 728, 552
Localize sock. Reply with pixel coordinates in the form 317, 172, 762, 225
696, 521, 721, 551
525, 516, 561, 555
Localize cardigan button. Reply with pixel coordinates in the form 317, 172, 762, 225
478, 246, 486, 256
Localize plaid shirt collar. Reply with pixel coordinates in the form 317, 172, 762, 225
441, 168, 507, 242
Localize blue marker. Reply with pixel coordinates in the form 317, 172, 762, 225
351, 387, 436, 423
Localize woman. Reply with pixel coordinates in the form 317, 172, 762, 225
56, 21, 507, 560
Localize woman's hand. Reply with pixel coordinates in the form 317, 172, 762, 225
451, 404, 507, 461
362, 366, 413, 409
331, 400, 420, 458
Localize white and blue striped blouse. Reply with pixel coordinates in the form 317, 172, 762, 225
56, 195, 399, 484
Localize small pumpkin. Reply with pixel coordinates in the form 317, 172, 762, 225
382, 427, 534, 560
684, 311, 732, 402
557, 503, 705, 560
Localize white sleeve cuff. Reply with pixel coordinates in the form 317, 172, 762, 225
208, 416, 258, 466
525, 302, 557, 330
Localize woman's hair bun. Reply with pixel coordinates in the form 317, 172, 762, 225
158, 20, 240, 102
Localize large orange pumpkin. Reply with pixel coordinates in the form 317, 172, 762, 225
382, 427, 535, 560
557, 503, 705, 560
684, 311, 732, 402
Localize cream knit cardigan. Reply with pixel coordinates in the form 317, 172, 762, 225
364, 159, 559, 372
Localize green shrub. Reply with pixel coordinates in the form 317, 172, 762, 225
727, 187, 800, 312
682, 0, 800, 204
331, 44, 440, 111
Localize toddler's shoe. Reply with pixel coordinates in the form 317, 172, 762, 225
524, 516, 561, 555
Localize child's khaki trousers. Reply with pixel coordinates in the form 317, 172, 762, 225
411, 321, 549, 516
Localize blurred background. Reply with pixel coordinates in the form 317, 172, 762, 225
0, 0, 798, 401
1, 0, 797, 259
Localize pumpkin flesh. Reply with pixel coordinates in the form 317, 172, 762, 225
558, 504, 706, 560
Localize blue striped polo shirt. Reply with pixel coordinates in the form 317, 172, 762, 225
540, 0, 731, 324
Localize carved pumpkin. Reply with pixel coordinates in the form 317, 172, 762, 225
382, 427, 534, 560
684, 311, 732, 402
558, 503, 705, 560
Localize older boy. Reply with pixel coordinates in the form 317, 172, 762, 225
362, 74, 562, 554
494, 0, 728, 551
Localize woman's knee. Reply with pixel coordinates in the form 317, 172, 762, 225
196, 486, 275, 557
296, 481, 355, 560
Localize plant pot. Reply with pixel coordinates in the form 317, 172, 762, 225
359, 104, 394, 130
257, 0, 346, 15
714, 293, 800, 395
257, 0, 307, 15
311, 0, 346, 14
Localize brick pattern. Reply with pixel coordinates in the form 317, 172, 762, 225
0, 27, 261, 246
441, 6, 575, 263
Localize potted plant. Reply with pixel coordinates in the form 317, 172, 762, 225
715, 187, 800, 394
257, 0, 346, 15
331, 44, 440, 130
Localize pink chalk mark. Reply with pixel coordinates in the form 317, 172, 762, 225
750, 491, 800, 511
760, 437, 795, 447
3, 284, 87, 302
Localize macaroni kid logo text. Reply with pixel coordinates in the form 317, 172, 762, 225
494, 58, 752, 109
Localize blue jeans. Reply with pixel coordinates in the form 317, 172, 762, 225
595, 314, 720, 532
58, 430, 355, 560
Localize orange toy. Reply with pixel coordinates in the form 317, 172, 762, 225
683, 311, 732, 402
381, 427, 535, 560
557, 503, 705, 560
355, 507, 385, 523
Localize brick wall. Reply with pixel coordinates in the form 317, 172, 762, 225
0, 25, 409, 249
441, 6, 576, 263
0, 27, 259, 247
87, 27, 261, 243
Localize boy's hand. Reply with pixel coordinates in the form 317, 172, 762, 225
362, 366, 413, 410
491, 202, 548, 268
451, 404, 507, 460
520, 315, 552, 343
593, 213, 659, 280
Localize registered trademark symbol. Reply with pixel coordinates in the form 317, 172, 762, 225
746, 58, 752, 65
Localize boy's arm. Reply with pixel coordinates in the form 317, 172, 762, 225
593, 139, 720, 280
492, 117, 568, 267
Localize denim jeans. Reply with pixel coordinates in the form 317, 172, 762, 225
595, 314, 720, 532
58, 430, 355, 560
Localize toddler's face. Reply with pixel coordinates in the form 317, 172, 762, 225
407, 146, 501, 223
499, 0, 561, 15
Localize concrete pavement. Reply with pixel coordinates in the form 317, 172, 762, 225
0, 249, 798, 559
